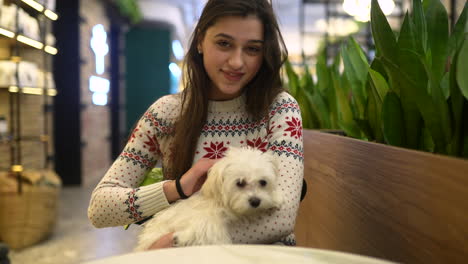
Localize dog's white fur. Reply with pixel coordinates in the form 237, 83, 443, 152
135, 147, 282, 251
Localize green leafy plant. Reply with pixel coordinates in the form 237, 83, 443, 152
287, 0, 468, 158
115, 0, 143, 24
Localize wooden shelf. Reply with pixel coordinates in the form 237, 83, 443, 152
1, 0, 57, 172
0, 135, 49, 143
0, 33, 57, 55
0, 86, 57, 96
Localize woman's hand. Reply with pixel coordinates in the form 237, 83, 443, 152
147, 232, 174, 250
163, 158, 218, 202
180, 158, 218, 195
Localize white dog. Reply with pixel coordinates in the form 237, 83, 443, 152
135, 147, 282, 251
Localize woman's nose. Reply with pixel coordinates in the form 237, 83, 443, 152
227, 49, 243, 70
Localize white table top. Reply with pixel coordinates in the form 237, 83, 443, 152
82, 245, 396, 264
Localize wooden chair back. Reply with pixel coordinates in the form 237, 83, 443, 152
295, 130, 468, 264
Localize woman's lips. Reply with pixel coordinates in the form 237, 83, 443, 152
222, 70, 244, 81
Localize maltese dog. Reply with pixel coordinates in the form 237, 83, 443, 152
135, 146, 282, 250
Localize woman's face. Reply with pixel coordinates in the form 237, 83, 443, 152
199, 15, 264, 101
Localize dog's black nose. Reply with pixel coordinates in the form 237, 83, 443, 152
249, 197, 261, 208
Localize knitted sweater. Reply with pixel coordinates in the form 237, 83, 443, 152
88, 91, 304, 244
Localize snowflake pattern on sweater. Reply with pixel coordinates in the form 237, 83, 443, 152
88, 92, 304, 244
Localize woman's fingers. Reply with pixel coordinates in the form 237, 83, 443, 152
147, 232, 174, 250
182, 158, 218, 195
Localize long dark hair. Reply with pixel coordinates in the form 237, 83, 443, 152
167, 0, 288, 180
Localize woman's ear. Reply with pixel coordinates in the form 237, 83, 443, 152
197, 44, 203, 54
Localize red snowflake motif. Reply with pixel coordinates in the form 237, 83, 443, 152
247, 137, 268, 152
203, 142, 228, 159
129, 128, 139, 143
284, 117, 302, 139
143, 134, 159, 153
266, 126, 275, 139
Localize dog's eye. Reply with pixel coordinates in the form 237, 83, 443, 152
259, 180, 267, 187
236, 179, 246, 188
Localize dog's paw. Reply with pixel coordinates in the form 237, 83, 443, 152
172, 233, 188, 247
172, 234, 180, 247
173, 231, 194, 247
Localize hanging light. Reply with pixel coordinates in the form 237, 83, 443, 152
343, 0, 395, 22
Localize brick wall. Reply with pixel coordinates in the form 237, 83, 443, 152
79, 0, 111, 186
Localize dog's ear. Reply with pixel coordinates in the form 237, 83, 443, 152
263, 151, 283, 208
200, 160, 225, 200
224, 146, 242, 159
272, 188, 284, 209
263, 151, 279, 175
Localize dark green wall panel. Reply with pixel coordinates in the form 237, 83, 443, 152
125, 27, 170, 133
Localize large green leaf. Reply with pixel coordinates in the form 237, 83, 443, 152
366, 87, 380, 142
316, 50, 331, 94
440, 72, 450, 100
425, 0, 449, 86
341, 38, 369, 119
382, 92, 405, 147
426, 77, 451, 151
333, 72, 361, 138
367, 69, 389, 142
420, 127, 435, 152
411, 0, 427, 54
371, 0, 398, 65
327, 82, 339, 129
367, 89, 381, 141
462, 101, 468, 158
302, 65, 331, 129
368, 69, 389, 104
386, 35, 423, 150
355, 118, 372, 141
296, 64, 320, 128
284, 59, 299, 97
399, 81, 423, 150
457, 40, 468, 100
332, 52, 341, 75
449, 48, 463, 154
297, 88, 319, 129
447, 1, 468, 57
318, 55, 339, 129
370, 57, 388, 81
301, 63, 316, 95
309, 92, 331, 128
401, 49, 450, 150
383, 51, 447, 152
398, 12, 417, 51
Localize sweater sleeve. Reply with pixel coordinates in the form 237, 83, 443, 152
230, 93, 304, 244
88, 97, 175, 228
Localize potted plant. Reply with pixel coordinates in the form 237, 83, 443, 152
288, 0, 468, 158
291, 0, 468, 263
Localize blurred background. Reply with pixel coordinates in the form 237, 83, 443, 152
0, 0, 465, 263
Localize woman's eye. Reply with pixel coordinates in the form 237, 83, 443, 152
246, 46, 261, 54
216, 40, 230, 48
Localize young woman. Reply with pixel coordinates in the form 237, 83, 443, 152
88, 0, 304, 248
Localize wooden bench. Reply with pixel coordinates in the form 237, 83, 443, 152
294, 130, 468, 264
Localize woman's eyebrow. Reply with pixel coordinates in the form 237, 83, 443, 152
214, 33, 264, 44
